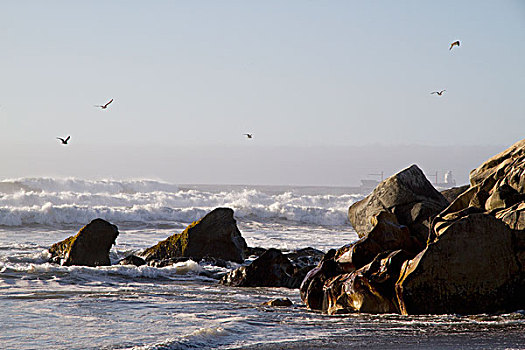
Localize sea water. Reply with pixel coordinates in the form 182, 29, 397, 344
0, 178, 523, 350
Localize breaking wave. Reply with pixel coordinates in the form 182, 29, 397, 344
0, 178, 362, 227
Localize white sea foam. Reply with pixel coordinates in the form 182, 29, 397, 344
0, 177, 362, 227
1, 259, 204, 279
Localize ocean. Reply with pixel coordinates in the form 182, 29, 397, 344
0, 178, 523, 350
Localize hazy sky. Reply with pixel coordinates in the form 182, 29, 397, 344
1, 1, 524, 185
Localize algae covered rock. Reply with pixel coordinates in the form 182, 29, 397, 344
141, 207, 247, 264
49, 218, 119, 267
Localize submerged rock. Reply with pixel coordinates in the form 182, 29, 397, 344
141, 208, 247, 264
118, 254, 146, 266
261, 298, 293, 307
49, 218, 119, 267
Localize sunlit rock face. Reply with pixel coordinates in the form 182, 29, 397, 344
396, 138, 525, 315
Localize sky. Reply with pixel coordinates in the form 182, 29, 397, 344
1, 1, 524, 186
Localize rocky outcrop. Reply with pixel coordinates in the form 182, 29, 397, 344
396, 139, 525, 315
302, 165, 446, 313
49, 218, 119, 267
141, 208, 247, 264
219, 248, 308, 288
348, 164, 449, 247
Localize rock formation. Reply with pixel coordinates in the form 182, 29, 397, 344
302, 142, 525, 315
49, 218, 119, 267
396, 139, 525, 315
141, 207, 247, 264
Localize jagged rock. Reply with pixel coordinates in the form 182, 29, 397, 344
396, 213, 523, 315
219, 248, 297, 287
335, 212, 418, 271
141, 208, 247, 263
300, 249, 342, 310
48, 218, 119, 267
261, 298, 293, 307
119, 254, 146, 266
470, 139, 525, 192
323, 250, 414, 315
440, 185, 470, 203
348, 164, 449, 246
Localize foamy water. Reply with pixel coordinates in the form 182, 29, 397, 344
0, 178, 358, 227
1, 178, 523, 350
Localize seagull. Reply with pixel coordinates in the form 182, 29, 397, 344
449, 41, 460, 50
94, 99, 113, 109
431, 90, 446, 96
243, 133, 253, 139
57, 136, 70, 144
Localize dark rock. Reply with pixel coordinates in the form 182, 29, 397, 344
300, 249, 342, 310
440, 185, 470, 204
141, 208, 247, 263
219, 248, 296, 288
261, 298, 293, 307
119, 254, 146, 266
348, 164, 449, 246
48, 218, 119, 267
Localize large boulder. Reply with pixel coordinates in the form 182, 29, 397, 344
348, 164, 449, 246
141, 208, 247, 264
219, 248, 300, 288
49, 218, 119, 267
396, 213, 522, 315
395, 140, 525, 315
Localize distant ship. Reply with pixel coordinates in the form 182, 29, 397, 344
431, 170, 456, 189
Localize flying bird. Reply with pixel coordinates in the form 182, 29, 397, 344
57, 136, 70, 144
449, 41, 460, 50
431, 90, 446, 96
244, 133, 253, 139
95, 99, 114, 109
